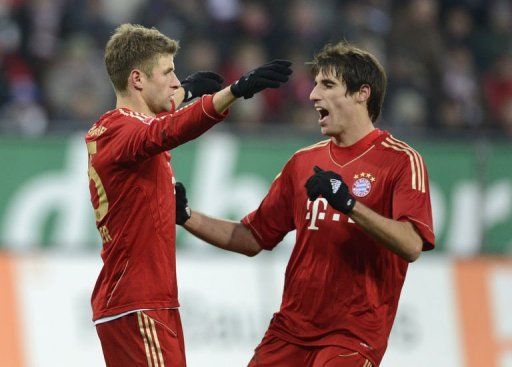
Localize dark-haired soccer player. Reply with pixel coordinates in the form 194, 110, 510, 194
86, 23, 292, 367
177, 42, 435, 367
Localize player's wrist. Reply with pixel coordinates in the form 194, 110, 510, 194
339, 193, 356, 214
230, 82, 243, 98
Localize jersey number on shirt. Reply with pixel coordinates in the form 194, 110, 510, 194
87, 141, 109, 222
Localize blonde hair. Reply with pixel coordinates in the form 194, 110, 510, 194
104, 23, 179, 92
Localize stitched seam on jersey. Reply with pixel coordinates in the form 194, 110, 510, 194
119, 108, 151, 124
245, 220, 265, 244
328, 144, 375, 169
387, 136, 425, 193
407, 217, 435, 235
106, 260, 129, 307
323, 351, 359, 365
141, 311, 178, 337
338, 352, 358, 357
201, 95, 217, 120
381, 141, 419, 191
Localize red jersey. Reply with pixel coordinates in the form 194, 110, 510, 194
242, 129, 435, 366
85, 95, 228, 321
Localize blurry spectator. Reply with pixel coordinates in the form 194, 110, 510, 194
385, 54, 429, 130
0, 0, 509, 136
12, 0, 65, 80
280, 47, 315, 130
206, 0, 240, 24
441, 46, 483, 129
388, 0, 445, 128
443, 5, 476, 49
472, 0, 512, 70
499, 99, 512, 136
0, 77, 48, 137
61, 0, 115, 48
0, 11, 47, 136
484, 53, 512, 135
178, 38, 221, 77
337, 0, 391, 43
42, 34, 112, 132
221, 41, 268, 128
282, 0, 332, 56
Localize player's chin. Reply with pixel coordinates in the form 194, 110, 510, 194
160, 101, 173, 113
320, 126, 331, 136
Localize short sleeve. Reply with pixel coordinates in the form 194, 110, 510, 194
242, 159, 296, 250
392, 154, 435, 251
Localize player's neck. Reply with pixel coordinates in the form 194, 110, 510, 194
331, 118, 375, 147
115, 92, 156, 117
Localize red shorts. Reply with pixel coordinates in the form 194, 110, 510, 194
96, 309, 186, 367
248, 333, 373, 367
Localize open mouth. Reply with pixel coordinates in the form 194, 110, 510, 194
316, 107, 330, 123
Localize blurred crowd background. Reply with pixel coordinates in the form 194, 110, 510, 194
0, 0, 511, 137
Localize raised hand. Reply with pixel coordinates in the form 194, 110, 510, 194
181, 71, 224, 102
230, 60, 293, 99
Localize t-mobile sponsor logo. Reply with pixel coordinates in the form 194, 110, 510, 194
306, 198, 328, 230
306, 198, 353, 230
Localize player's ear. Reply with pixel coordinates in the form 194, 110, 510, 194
129, 69, 144, 91
357, 84, 371, 103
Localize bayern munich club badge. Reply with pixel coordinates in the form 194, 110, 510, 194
352, 172, 375, 197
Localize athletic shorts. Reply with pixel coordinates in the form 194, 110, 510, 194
96, 309, 186, 367
248, 333, 374, 367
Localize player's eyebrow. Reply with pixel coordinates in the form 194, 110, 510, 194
164, 67, 174, 74
315, 78, 336, 86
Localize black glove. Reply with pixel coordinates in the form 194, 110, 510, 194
181, 71, 224, 102
175, 182, 191, 225
230, 59, 293, 99
305, 166, 356, 214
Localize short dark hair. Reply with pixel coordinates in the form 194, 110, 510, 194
104, 24, 180, 93
310, 42, 387, 122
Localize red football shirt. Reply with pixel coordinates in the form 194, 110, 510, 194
85, 95, 228, 321
242, 129, 435, 366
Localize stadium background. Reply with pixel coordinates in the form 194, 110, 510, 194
0, 0, 511, 366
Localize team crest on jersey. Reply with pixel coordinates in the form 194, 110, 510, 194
352, 172, 375, 197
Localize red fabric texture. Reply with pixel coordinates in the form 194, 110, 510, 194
96, 309, 185, 367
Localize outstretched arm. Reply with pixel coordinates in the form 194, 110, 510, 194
213, 59, 292, 114
184, 211, 262, 257
175, 182, 262, 257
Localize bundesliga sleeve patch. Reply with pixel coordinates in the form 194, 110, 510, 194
352, 172, 375, 197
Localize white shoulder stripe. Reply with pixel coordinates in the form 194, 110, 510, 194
119, 109, 152, 125
294, 139, 330, 154
381, 137, 425, 192
390, 136, 426, 193
387, 136, 425, 193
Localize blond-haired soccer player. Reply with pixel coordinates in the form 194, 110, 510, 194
176, 42, 435, 367
86, 23, 292, 367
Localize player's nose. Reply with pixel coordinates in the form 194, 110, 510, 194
309, 85, 320, 101
171, 73, 181, 89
